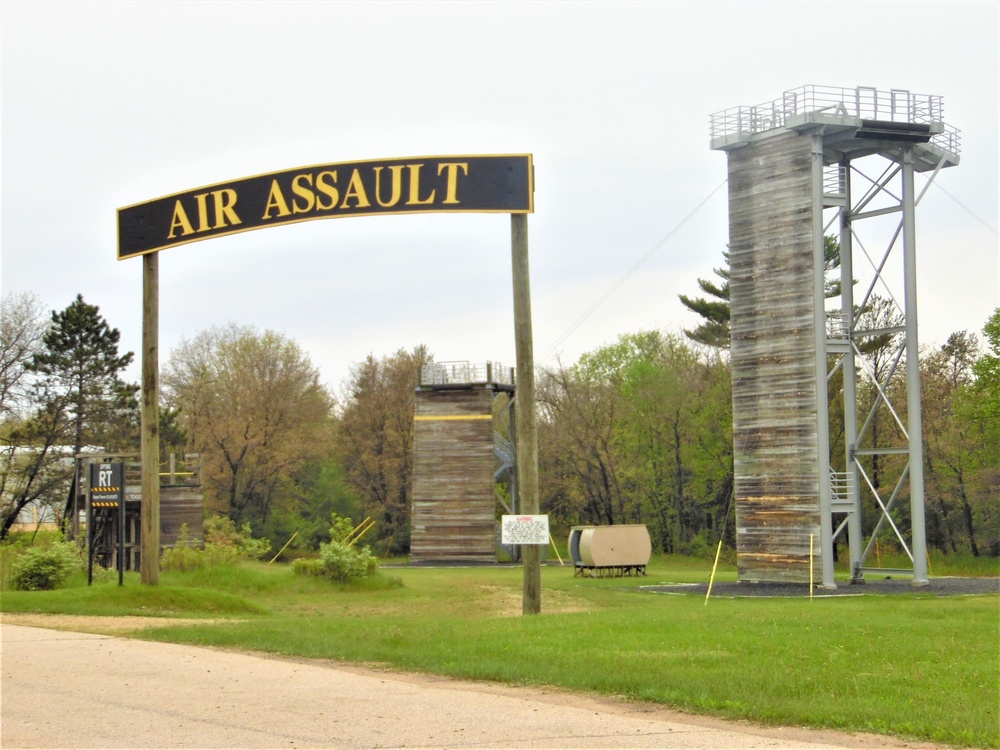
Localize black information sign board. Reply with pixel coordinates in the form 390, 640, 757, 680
118, 154, 534, 259
88, 462, 125, 586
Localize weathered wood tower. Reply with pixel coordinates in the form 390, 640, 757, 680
710, 85, 960, 586
411, 362, 515, 563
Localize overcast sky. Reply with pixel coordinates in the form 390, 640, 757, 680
3, 1, 997, 395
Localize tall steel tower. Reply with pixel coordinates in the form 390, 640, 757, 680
710, 85, 961, 587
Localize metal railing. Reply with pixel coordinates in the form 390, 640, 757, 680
160, 453, 202, 486
826, 312, 850, 339
830, 469, 855, 509
419, 361, 515, 387
824, 165, 847, 196
710, 85, 961, 156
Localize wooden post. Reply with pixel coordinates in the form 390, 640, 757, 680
511, 213, 541, 615
140, 252, 160, 585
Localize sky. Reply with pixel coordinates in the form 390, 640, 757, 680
3, 1, 997, 397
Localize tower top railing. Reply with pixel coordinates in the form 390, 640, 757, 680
710, 84, 960, 156
419, 361, 515, 387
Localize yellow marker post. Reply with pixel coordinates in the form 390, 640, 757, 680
810, 534, 814, 601
548, 534, 564, 566
345, 517, 372, 543
705, 539, 724, 606
347, 518, 376, 547
269, 531, 299, 564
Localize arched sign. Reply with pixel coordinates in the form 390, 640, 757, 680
118, 154, 541, 613
118, 154, 533, 259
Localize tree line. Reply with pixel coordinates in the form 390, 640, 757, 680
2, 289, 996, 558
1, 294, 138, 539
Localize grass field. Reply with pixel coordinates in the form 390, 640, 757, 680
2, 555, 998, 748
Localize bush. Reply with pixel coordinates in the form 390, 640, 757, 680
9, 540, 80, 591
203, 516, 272, 560
318, 539, 379, 582
162, 519, 273, 572
235, 530, 272, 561
291, 557, 324, 577
161, 524, 206, 572
292, 513, 380, 583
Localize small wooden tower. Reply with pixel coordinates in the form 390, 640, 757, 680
66, 452, 204, 571
411, 362, 515, 563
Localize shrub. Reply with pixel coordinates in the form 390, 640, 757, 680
292, 513, 380, 583
162, 519, 272, 572
235, 528, 272, 561
9, 540, 80, 591
203, 516, 272, 560
0, 541, 24, 590
291, 557, 324, 577
161, 524, 206, 572
318, 539, 379, 582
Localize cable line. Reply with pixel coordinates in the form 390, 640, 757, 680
541, 178, 727, 361
925, 179, 998, 237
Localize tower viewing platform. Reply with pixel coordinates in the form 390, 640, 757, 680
710, 84, 960, 171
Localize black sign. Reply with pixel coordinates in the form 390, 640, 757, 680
118, 154, 534, 259
88, 461, 126, 586
89, 462, 123, 508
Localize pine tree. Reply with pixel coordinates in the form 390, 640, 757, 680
678, 251, 731, 348
28, 294, 138, 454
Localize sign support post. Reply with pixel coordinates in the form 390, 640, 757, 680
140, 252, 160, 585
118, 473, 125, 586
86, 489, 93, 586
511, 213, 541, 615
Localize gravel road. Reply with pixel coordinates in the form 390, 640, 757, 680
0, 620, 954, 750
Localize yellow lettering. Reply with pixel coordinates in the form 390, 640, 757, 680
211, 189, 241, 228
291, 174, 316, 214
194, 193, 211, 232
406, 164, 436, 205
168, 200, 195, 238
373, 165, 404, 208
438, 162, 468, 204
262, 180, 291, 219
340, 169, 371, 209
316, 171, 339, 210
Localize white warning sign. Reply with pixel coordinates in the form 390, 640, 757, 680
501, 515, 549, 545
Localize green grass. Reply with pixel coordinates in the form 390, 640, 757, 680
0, 571, 263, 618
2, 556, 997, 747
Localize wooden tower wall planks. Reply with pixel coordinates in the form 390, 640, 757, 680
160, 485, 205, 548
728, 131, 821, 583
411, 387, 496, 563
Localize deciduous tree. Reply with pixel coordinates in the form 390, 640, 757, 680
538, 331, 733, 553
2, 293, 136, 538
922, 331, 981, 555
954, 309, 1000, 555
163, 324, 332, 529
0, 292, 46, 419
336, 345, 431, 555
0, 391, 74, 539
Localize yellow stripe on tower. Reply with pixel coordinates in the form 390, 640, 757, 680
413, 415, 493, 421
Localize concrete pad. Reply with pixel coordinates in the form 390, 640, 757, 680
0, 623, 943, 749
